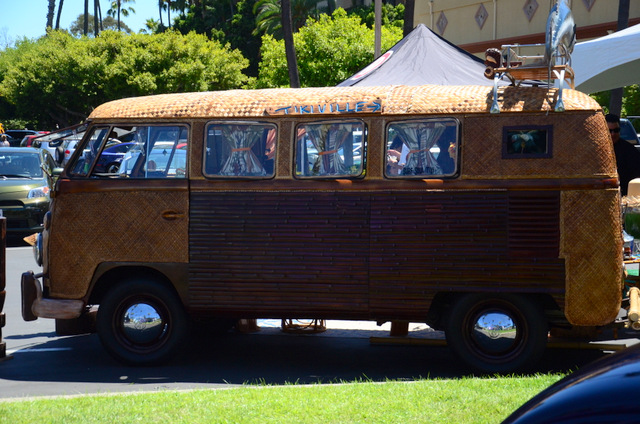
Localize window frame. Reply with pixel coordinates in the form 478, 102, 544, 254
384, 117, 460, 179
502, 125, 553, 159
293, 119, 367, 180
202, 120, 277, 180
67, 123, 189, 179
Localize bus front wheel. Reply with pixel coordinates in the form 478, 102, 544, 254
96, 279, 188, 365
445, 293, 547, 374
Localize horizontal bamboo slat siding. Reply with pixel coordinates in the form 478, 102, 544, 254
189, 192, 370, 317
369, 191, 564, 320
189, 190, 564, 320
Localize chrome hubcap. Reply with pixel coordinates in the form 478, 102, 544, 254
121, 303, 165, 344
471, 311, 518, 354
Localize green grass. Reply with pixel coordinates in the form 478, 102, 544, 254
0, 375, 564, 423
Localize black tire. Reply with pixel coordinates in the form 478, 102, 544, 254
445, 293, 547, 374
96, 278, 188, 365
55, 146, 65, 165
106, 162, 120, 173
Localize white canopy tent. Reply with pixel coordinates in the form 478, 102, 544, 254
572, 23, 640, 94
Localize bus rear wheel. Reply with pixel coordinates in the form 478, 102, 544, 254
445, 293, 547, 374
97, 279, 188, 365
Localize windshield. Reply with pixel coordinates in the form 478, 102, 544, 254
0, 151, 43, 178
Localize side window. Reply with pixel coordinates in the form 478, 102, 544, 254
503, 125, 552, 158
385, 119, 459, 178
204, 122, 276, 178
70, 125, 188, 179
69, 127, 110, 177
295, 121, 366, 178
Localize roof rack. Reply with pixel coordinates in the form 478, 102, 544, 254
484, 43, 575, 114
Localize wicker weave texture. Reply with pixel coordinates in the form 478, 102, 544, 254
89, 85, 601, 120
462, 112, 617, 179
48, 190, 188, 299
560, 189, 622, 326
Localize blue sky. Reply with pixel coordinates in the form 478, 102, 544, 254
1, 0, 164, 46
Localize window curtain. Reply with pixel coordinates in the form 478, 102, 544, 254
394, 123, 445, 175
304, 124, 330, 176
220, 125, 266, 176
306, 124, 352, 176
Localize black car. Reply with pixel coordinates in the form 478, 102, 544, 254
3, 129, 39, 147
502, 342, 640, 423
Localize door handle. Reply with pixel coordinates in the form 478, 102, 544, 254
162, 210, 185, 221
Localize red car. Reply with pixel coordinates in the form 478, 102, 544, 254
20, 132, 49, 147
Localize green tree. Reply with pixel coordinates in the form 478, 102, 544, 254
348, 2, 403, 29
70, 14, 132, 36
172, 0, 262, 77
592, 85, 640, 120
256, 8, 402, 88
0, 30, 251, 128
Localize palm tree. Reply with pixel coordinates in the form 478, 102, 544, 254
253, 0, 320, 38
55, 0, 65, 29
84, 0, 89, 35
281, 0, 300, 87
158, 0, 165, 28
166, 0, 172, 28
403, 0, 415, 36
94, 0, 100, 36
107, 0, 136, 32
156, 0, 175, 29
46, 0, 56, 29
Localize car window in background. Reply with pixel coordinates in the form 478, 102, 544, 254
620, 118, 640, 145
0, 151, 43, 178
118, 126, 188, 179
31, 124, 87, 164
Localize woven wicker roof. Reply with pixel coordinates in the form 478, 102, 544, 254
88, 85, 601, 120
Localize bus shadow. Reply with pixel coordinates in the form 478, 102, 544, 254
0, 327, 611, 394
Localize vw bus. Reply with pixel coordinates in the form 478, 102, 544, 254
20, 84, 627, 372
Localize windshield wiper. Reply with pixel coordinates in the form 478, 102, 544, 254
0, 174, 33, 179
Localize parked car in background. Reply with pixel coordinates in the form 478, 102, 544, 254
20, 133, 49, 147
0, 147, 60, 237
93, 141, 135, 173
4, 129, 42, 147
58, 137, 89, 166
502, 342, 640, 423
620, 118, 640, 145
31, 124, 87, 165
628, 115, 640, 139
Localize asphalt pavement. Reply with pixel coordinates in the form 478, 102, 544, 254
1, 243, 638, 401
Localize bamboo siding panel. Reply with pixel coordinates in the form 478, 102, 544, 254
461, 113, 617, 180
49, 185, 188, 299
561, 189, 622, 326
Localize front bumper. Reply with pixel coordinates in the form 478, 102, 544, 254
2, 200, 49, 235
21, 271, 84, 321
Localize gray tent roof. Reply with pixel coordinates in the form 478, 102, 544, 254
338, 24, 495, 87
